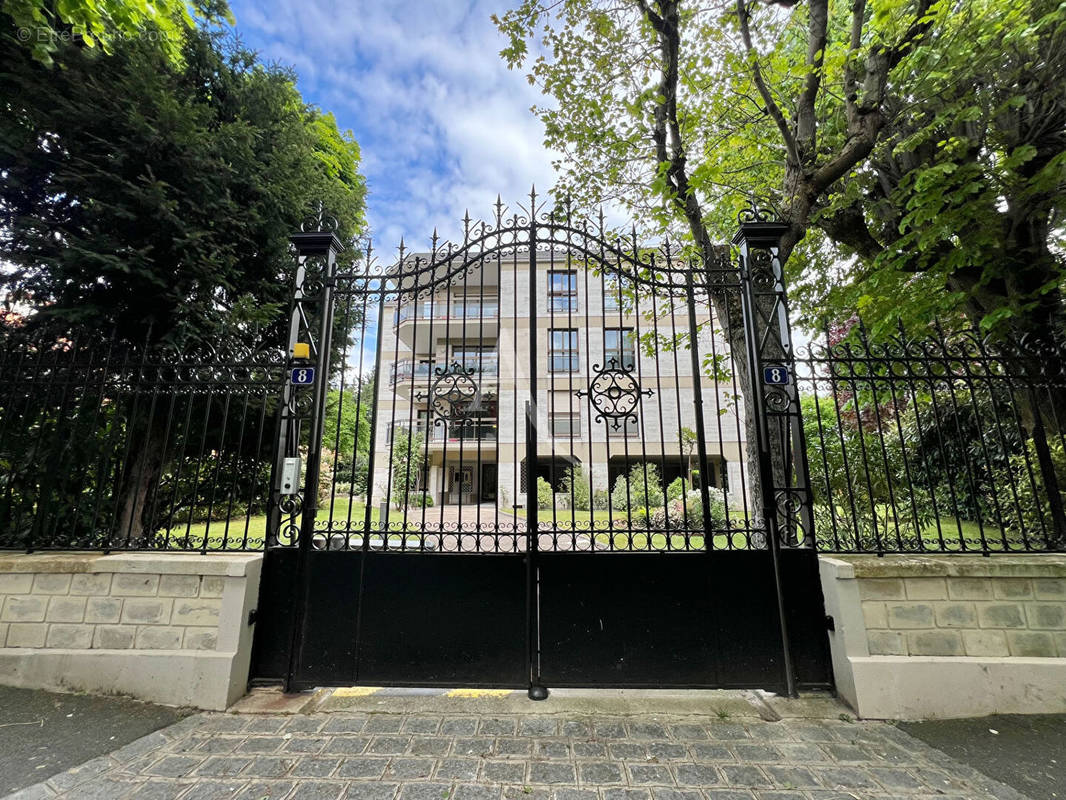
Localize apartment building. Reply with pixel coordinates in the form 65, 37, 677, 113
371, 249, 748, 514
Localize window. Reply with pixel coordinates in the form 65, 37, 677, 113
603, 273, 627, 312
607, 417, 640, 438
548, 270, 577, 312
604, 328, 636, 370
549, 329, 579, 372
550, 412, 580, 437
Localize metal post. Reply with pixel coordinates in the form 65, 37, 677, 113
734, 213, 798, 697
282, 221, 343, 692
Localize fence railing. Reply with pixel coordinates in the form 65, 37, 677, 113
799, 323, 1066, 554
0, 330, 286, 551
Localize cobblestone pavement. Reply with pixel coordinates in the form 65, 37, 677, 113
7, 707, 1031, 800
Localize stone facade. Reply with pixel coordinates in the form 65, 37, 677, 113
819, 554, 1066, 719
0, 552, 262, 709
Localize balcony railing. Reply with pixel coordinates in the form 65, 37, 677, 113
396, 300, 500, 325
389, 420, 498, 443
390, 356, 499, 385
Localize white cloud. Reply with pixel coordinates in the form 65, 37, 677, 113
230, 0, 559, 256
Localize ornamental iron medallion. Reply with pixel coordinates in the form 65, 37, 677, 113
422, 361, 481, 423
576, 357, 653, 431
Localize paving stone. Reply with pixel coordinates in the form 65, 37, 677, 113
240, 756, 298, 778
62, 775, 143, 800
437, 758, 481, 781
452, 785, 503, 800
244, 718, 288, 734
480, 718, 519, 736
603, 790, 652, 800
718, 766, 771, 789
869, 767, 924, 791
283, 735, 331, 754
325, 736, 372, 755
385, 758, 436, 779
143, 755, 205, 778
365, 717, 405, 734
235, 737, 287, 754
286, 716, 329, 733
553, 790, 598, 800
335, 757, 389, 779
731, 745, 782, 763
774, 743, 828, 762
482, 761, 527, 783
751, 792, 806, 800
650, 790, 704, 800
814, 766, 881, 791
821, 744, 868, 763
368, 737, 413, 755
496, 739, 534, 756
628, 722, 668, 740
561, 720, 592, 737
288, 782, 346, 800
323, 717, 370, 734
403, 717, 443, 734
611, 742, 647, 760
194, 756, 253, 777
7, 784, 60, 800
689, 744, 733, 762
290, 757, 342, 778
704, 723, 750, 741
455, 737, 497, 756
627, 764, 674, 786
180, 780, 251, 800
196, 737, 241, 755
704, 792, 756, 800
398, 782, 453, 800
763, 766, 820, 789
593, 721, 627, 739
647, 743, 688, 761
530, 761, 578, 784
571, 742, 607, 758
519, 718, 559, 737
577, 760, 625, 785
234, 780, 294, 798
502, 787, 551, 800
44, 755, 112, 793
674, 764, 721, 786
133, 779, 196, 800
441, 718, 480, 735
112, 731, 172, 764
667, 725, 708, 741
343, 783, 400, 800
409, 737, 452, 756
535, 741, 571, 759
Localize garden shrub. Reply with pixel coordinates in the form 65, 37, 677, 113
592, 489, 610, 510
666, 477, 688, 501
536, 477, 554, 509
561, 466, 591, 511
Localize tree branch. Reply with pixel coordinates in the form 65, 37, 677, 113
795, 0, 828, 158
736, 0, 802, 168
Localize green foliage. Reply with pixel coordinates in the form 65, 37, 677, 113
592, 488, 610, 510
536, 477, 554, 509
0, 22, 366, 349
1, 0, 217, 65
666, 477, 688, 501
561, 466, 591, 511
322, 379, 373, 495
993, 438, 1066, 544
610, 463, 665, 511
389, 427, 426, 509
495, 0, 1066, 342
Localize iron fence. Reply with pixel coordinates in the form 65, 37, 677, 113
0, 328, 286, 551
800, 322, 1066, 554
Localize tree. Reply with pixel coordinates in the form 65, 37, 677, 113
0, 22, 366, 539
390, 426, 427, 509
1, 0, 212, 65
1, 21, 366, 349
495, 0, 1065, 339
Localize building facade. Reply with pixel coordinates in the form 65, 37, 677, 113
371, 250, 748, 517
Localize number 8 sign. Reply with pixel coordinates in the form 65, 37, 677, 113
762, 365, 789, 385
290, 367, 315, 385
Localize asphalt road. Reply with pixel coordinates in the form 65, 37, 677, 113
0, 685, 190, 795
900, 714, 1066, 800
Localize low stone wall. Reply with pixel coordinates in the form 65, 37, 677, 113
819, 554, 1066, 720
0, 552, 262, 710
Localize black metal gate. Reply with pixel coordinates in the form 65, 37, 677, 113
251, 196, 831, 695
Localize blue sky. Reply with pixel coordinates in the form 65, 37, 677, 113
227, 0, 557, 254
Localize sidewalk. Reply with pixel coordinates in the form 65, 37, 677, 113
5, 688, 1036, 800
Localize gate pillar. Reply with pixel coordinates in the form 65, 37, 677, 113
734, 206, 817, 696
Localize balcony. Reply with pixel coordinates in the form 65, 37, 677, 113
389, 420, 498, 446
394, 299, 500, 350
390, 356, 499, 386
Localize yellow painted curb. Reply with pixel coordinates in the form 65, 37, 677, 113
445, 689, 514, 698
331, 686, 383, 697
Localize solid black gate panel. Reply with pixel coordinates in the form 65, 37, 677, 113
292, 551, 363, 687
538, 553, 718, 687
249, 547, 299, 682
780, 549, 833, 688
356, 554, 527, 687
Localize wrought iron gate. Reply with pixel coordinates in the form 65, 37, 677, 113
250, 195, 831, 695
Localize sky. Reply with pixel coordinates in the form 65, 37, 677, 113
228, 0, 557, 257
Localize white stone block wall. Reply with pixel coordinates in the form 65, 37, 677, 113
819, 554, 1066, 719
0, 552, 262, 710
